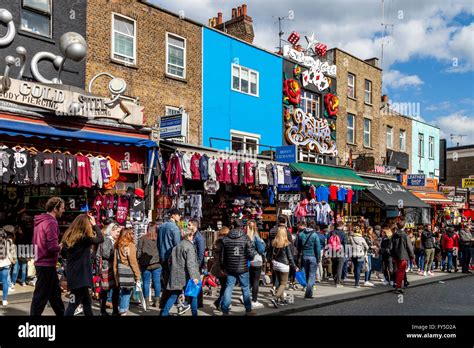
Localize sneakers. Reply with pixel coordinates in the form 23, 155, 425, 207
74, 305, 83, 316
428, 271, 434, 276
239, 296, 244, 305
279, 299, 289, 306
270, 298, 279, 308
269, 287, 276, 296
423, 271, 427, 277
9, 285, 15, 292
389, 281, 394, 287
213, 299, 221, 310
393, 288, 404, 294
418, 270, 424, 275
252, 301, 264, 308
355, 285, 360, 289
2, 300, 7, 307
364, 281, 374, 287
20, 282, 26, 287
245, 310, 257, 316
381, 280, 389, 286
177, 304, 191, 315
335, 284, 344, 288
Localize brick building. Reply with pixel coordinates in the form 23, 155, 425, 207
85, 0, 203, 144
446, 145, 474, 187
209, 4, 255, 44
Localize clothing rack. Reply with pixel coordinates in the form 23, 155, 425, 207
0, 139, 111, 157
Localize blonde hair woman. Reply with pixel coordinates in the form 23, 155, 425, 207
349, 226, 369, 288
62, 214, 104, 316
270, 226, 298, 308
246, 220, 266, 308
380, 228, 394, 285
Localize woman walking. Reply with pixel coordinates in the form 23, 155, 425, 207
62, 214, 104, 316
350, 226, 369, 288
270, 226, 298, 308
137, 222, 161, 308
114, 228, 141, 316
380, 228, 393, 285
210, 226, 229, 311
0, 229, 16, 307
246, 220, 266, 308
363, 227, 376, 287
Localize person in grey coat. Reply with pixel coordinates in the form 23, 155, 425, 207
160, 228, 200, 316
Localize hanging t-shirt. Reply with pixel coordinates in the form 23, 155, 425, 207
104, 194, 115, 218
12, 148, 32, 185
65, 155, 77, 187
266, 164, 274, 186
208, 157, 217, 181
257, 163, 268, 185
309, 185, 316, 200
0, 147, 14, 184
337, 187, 348, 202
131, 198, 145, 212
244, 162, 255, 185
346, 189, 354, 203
199, 154, 209, 181
116, 195, 130, 225
76, 155, 92, 188
190, 194, 202, 219
38, 152, 56, 185
223, 160, 232, 184
99, 159, 112, 184
215, 159, 225, 182
329, 185, 338, 201
231, 161, 239, 184
31, 153, 41, 185
272, 165, 278, 187
190, 153, 201, 180
181, 153, 192, 179
55, 153, 67, 186
277, 165, 285, 185
283, 166, 292, 185
316, 185, 330, 202
93, 194, 105, 223
104, 159, 120, 190
89, 157, 102, 187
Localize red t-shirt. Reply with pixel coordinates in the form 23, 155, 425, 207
346, 189, 354, 203
224, 160, 232, 184
215, 159, 225, 182
245, 162, 255, 185
116, 196, 130, 224
231, 161, 239, 184
329, 185, 338, 201
190, 153, 201, 180
76, 155, 92, 188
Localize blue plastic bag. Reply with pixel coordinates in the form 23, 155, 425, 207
184, 279, 202, 297
295, 270, 307, 287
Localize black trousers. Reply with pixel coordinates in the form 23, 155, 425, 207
331, 257, 345, 285
159, 261, 170, 309
99, 286, 120, 314
65, 287, 93, 316
460, 245, 471, 272
30, 266, 65, 316
249, 266, 262, 302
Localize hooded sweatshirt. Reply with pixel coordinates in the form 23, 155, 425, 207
442, 230, 459, 251
32, 213, 61, 267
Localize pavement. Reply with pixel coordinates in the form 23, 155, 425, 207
1, 268, 471, 316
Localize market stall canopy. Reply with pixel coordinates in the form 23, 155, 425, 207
0, 115, 156, 147
411, 190, 453, 205
290, 162, 372, 188
365, 178, 430, 208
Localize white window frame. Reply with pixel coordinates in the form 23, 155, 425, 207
230, 129, 261, 154
347, 73, 355, 98
347, 113, 355, 144
166, 32, 187, 79
399, 130, 406, 152
386, 126, 393, 149
418, 133, 424, 158
165, 106, 181, 116
363, 118, 372, 147
111, 13, 137, 65
429, 136, 434, 159
20, 0, 52, 38
299, 91, 320, 118
364, 79, 372, 105
231, 63, 259, 97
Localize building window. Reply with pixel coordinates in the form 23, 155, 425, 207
231, 130, 260, 154
231, 64, 259, 97
399, 130, 406, 151
112, 13, 136, 64
429, 136, 434, 159
166, 33, 186, 78
165, 106, 181, 116
429, 172, 434, 178
347, 114, 355, 144
347, 73, 355, 98
418, 133, 424, 157
299, 91, 320, 118
363, 118, 371, 147
386, 126, 393, 149
418, 170, 424, 174
21, 0, 52, 38
364, 79, 372, 104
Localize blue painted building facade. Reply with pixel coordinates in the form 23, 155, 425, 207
202, 27, 283, 152
411, 118, 440, 179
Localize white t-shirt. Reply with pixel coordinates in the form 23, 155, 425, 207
277, 165, 285, 185
258, 163, 268, 185
208, 157, 217, 181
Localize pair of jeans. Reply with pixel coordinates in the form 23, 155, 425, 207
302, 256, 317, 297
0, 266, 9, 301
352, 258, 364, 287
408, 259, 413, 270
331, 257, 345, 285
141, 267, 162, 301
249, 266, 261, 302
417, 252, 424, 271
65, 287, 93, 316
424, 249, 435, 272
364, 254, 373, 282
30, 266, 65, 316
394, 259, 408, 289
119, 287, 133, 314
446, 250, 453, 271
216, 276, 227, 308
221, 272, 252, 314
460, 245, 471, 272
160, 290, 198, 316
11, 260, 27, 285
274, 271, 289, 300
341, 257, 349, 280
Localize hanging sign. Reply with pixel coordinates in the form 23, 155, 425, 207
407, 174, 426, 187
462, 178, 474, 188
159, 113, 188, 139
275, 145, 297, 163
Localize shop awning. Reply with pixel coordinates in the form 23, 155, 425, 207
411, 190, 453, 205
0, 115, 157, 147
290, 162, 372, 187
365, 178, 430, 208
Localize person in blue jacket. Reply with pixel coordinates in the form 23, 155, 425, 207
315, 226, 327, 282
188, 219, 205, 310
297, 220, 321, 298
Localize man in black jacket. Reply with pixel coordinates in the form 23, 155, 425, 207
327, 221, 347, 288
421, 224, 435, 276
220, 219, 257, 315
391, 219, 415, 294
459, 226, 473, 274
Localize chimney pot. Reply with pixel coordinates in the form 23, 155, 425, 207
242, 4, 247, 16
232, 8, 237, 18
238, 7, 242, 17
218, 12, 222, 25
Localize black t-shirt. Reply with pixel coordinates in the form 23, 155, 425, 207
65, 155, 77, 187
38, 152, 57, 185
55, 153, 67, 185
0, 147, 15, 184
12, 148, 33, 185
131, 198, 145, 212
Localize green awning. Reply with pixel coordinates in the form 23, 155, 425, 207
291, 162, 372, 187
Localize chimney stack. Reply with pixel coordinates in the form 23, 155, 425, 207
217, 12, 222, 25
232, 8, 237, 19
242, 4, 247, 16
214, 4, 254, 44
238, 6, 242, 17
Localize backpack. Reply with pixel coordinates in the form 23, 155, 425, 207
327, 233, 342, 253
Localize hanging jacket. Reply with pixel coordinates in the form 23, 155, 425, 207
76, 155, 92, 188
104, 159, 120, 190
65, 154, 77, 187
0, 147, 14, 184
199, 154, 209, 181
190, 153, 201, 180
165, 154, 183, 187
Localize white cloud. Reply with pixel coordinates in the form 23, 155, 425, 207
383, 70, 424, 89
425, 101, 451, 111
434, 111, 474, 145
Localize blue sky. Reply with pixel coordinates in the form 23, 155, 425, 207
152, 0, 474, 145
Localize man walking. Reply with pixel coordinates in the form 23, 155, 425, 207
220, 219, 257, 316
326, 221, 347, 288
315, 226, 327, 282
297, 221, 320, 298
187, 219, 205, 309
422, 224, 435, 276
391, 219, 415, 294
30, 197, 65, 316
459, 225, 473, 274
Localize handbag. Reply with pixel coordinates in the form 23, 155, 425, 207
184, 279, 202, 297
295, 270, 307, 287
116, 248, 135, 289
27, 259, 36, 278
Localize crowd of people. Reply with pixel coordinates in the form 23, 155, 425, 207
0, 196, 472, 314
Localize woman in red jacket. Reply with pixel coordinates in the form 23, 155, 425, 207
442, 227, 459, 273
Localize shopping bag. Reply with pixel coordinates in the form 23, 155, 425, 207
27, 259, 36, 278
133, 283, 147, 311
295, 270, 307, 287
184, 279, 202, 297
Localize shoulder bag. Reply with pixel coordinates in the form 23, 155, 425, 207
116, 247, 135, 289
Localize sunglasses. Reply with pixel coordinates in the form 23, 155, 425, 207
54, 199, 65, 210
